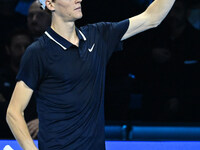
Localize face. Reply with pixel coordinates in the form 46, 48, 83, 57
52, 0, 83, 22
28, 1, 51, 36
8, 35, 32, 64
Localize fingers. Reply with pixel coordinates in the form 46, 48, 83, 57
28, 123, 38, 135
32, 128, 39, 139
27, 119, 39, 139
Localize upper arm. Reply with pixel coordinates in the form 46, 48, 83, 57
121, 12, 156, 41
7, 81, 33, 115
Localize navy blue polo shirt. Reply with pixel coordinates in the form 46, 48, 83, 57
16, 19, 129, 150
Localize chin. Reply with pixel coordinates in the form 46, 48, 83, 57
78, 15, 83, 19
77, 12, 83, 18
74, 14, 83, 21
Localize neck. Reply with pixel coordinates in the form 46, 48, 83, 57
51, 16, 79, 47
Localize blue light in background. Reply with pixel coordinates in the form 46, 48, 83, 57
129, 126, 200, 140
184, 60, 198, 64
1, 140, 200, 150
128, 73, 136, 79
106, 141, 200, 150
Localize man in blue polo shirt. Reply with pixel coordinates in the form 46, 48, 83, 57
6, 0, 176, 149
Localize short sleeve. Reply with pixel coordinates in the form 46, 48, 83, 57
16, 41, 44, 90
95, 19, 129, 55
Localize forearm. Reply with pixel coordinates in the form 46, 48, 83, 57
145, 0, 176, 26
6, 110, 38, 150
121, 0, 176, 40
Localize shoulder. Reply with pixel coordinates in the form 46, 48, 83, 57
81, 22, 110, 30
20, 40, 45, 66
80, 22, 109, 33
24, 36, 47, 57
80, 20, 129, 33
79, 22, 112, 41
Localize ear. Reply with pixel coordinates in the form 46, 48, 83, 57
46, 0, 55, 11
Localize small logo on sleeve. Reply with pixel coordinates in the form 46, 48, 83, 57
88, 43, 95, 52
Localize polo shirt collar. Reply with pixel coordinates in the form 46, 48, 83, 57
45, 27, 87, 50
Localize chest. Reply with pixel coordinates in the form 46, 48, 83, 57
44, 46, 102, 83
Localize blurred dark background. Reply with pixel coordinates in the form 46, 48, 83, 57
0, 0, 200, 140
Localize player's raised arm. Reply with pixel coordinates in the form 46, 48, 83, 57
122, 0, 176, 40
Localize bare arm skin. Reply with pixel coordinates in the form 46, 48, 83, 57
6, 81, 38, 150
122, 0, 176, 40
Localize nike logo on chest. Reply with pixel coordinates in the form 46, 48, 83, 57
88, 43, 95, 52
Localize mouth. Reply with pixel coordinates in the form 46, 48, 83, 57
74, 7, 81, 10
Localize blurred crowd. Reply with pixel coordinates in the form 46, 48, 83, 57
105, 0, 200, 122
0, 0, 50, 139
0, 0, 200, 139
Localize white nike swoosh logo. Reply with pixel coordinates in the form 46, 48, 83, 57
88, 43, 95, 52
